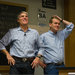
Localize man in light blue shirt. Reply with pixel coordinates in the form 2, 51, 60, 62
0, 11, 41, 75
39, 15, 74, 75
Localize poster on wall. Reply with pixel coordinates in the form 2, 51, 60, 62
42, 0, 56, 9
38, 9, 46, 26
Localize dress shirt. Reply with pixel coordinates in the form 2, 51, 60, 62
0, 27, 40, 58
39, 23, 74, 63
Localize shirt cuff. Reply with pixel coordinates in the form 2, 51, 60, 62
66, 23, 74, 29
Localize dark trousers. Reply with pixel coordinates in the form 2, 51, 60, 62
9, 60, 34, 75
44, 63, 65, 75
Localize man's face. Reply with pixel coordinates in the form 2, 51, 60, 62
49, 18, 60, 33
17, 12, 28, 26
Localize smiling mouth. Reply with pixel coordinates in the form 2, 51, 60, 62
22, 20, 27, 23
23, 19, 26, 21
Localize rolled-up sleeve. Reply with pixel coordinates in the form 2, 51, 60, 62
63, 23, 74, 39
0, 30, 11, 50
37, 35, 46, 56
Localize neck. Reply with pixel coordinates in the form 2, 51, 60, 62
50, 29, 57, 34
20, 24, 28, 32
53, 30, 57, 34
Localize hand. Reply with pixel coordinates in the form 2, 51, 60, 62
39, 60, 46, 68
7, 54, 15, 65
53, 15, 71, 25
31, 57, 40, 69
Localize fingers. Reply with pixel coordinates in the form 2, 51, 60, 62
53, 15, 62, 21
12, 60, 15, 65
39, 61, 46, 68
31, 61, 39, 69
8, 58, 15, 65
31, 57, 40, 68
8, 60, 15, 65
42, 64, 46, 68
31, 62, 35, 69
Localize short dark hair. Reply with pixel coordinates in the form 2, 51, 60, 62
49, 16, 60, 23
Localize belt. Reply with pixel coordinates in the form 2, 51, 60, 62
46, 62, 64, 66
12, 56, 35, 62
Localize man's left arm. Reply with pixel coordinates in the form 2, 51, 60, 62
54, 15, 74, 38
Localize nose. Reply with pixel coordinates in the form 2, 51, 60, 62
23, 16, 26, 18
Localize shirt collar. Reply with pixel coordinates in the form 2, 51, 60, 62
48, 30, 57, 35
17, 27, 31, 32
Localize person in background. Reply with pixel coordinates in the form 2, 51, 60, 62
0, 11, 42, 75
38, 15, 74, 75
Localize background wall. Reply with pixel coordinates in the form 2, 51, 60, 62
0, 0, 64, 34
0, 0, 64, 75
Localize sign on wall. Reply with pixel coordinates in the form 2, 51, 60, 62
42, 0, 56, 9
38, 9, 46, 26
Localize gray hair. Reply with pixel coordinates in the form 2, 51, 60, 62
17, 11, 28, 19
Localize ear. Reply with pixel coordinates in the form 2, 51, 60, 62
49, 23, 52, 27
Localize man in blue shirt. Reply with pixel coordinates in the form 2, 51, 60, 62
0, 11, 41, 75
39, 15, 74, 75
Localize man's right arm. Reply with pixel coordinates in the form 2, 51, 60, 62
0, 30, 15, 65
1, 49, 15, 65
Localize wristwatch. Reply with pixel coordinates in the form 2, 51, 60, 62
60, 19, 63, 22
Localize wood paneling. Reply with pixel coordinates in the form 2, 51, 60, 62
64, 0, 75, 67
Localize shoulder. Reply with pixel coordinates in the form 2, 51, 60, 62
40, 32, 48, 37
40, 32, 48, 39
9, 27, 19, 32
29, 28, 39, 34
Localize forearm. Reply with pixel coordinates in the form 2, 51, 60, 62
1, 49, 10, 57
62, 19, 71, 25
1, 49, 15, 65
53, 15, 72, 25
